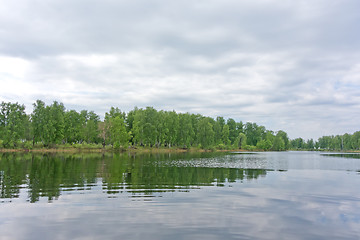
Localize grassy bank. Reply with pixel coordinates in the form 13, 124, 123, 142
0, 145, 238, 154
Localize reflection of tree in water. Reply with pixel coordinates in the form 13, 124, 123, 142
0, 152, 268, 202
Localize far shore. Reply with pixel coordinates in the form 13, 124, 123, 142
1, 147, 359, 154
0, 147, 238, 154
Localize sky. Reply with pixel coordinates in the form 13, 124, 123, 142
1, 0, 359, 140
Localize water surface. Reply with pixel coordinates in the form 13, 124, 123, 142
1, 151, 360, 239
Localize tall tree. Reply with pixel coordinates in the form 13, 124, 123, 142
198, 117, 215, 149
221, 124, 230, 145
234, 132, 247, 149
276, 130, 289, 150
272, 136, 285, 151
109, 116, 129, 148
227, 118, 237, 144
64, 110, 82, 143
163, 111, 179, 147
104, 107, 129, 148
47, 101, 65, 145
31, 100, 47, 145
84, 111, 100, 143
132, 108, 145, 146
0, 102, 28, 147
177, 113, 195, 148
32, 100, 65, 146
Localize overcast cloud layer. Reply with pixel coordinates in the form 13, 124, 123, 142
1, 0, 360, 140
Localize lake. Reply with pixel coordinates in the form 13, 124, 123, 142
1, 151, 360, 239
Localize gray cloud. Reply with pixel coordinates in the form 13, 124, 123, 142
1, 0, 360, 140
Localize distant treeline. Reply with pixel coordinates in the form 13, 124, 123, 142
0, 100, 359, 151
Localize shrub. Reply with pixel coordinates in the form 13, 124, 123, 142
34, 142, 44, 149
24, 141, 33, 150
244, 145, 257, 151
217, 144, 226, 150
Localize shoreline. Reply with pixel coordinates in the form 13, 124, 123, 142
1, 147, 359, 154
0, 147, 237, 154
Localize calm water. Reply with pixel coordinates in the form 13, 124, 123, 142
1, 151, 360, 240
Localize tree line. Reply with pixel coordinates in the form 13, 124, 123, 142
0, 100, 358, 151
290, 133, 360, 151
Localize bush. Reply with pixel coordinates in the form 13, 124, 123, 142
34, 142, 44, 149
105, 145, 113, 150
62, 143, 72, 149
73, 143, 83, 149
208, 146, 217, 152
7, 141, 15, 149
24, 141, 33, 150
217, 144, 226, 150
244, 145, 257, 151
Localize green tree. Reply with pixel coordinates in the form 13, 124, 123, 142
143, 107, 158, 147
318, 136, 331, 150
163, 111, 179, 147
236, 121, 244, 134
244, 122, 263, 146
31, 100, 47, 145
110, 116, 129, 149
272, 136, 285, 151
191, 114, 202, 145
198, 117, 215, 149
306, 139, 315, 150
0, 102, 28, 148
32, 100, 65, 146
291, 138, 305, 149
234, 132, 247, 149
132, 108, 145, 146
104, 107, 129, 148
351, 131, 360, 150
227, 118, 237, 144
256, 139, 272, 150
177, 113, 195, 148
216, 116, 225, 130
64, 110, 82, 143
47, 101, 65, 145
276, 130, 289, 150
83, 111, 100, 143
221, 124, 230, 145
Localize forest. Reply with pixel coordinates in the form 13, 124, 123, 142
0, 100, 359, 151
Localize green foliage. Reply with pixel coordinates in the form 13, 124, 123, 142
33, 142, 45, 149
244, 122, 266, 146
234, 133, 247, 149
31, 100, 65, 146
0, 102, 28, 148
103, 107, 130, 149
272, 136, 285, 151
256, 139, 272, 150
221, 124, 230, 145
2, 99, 360, 152
198, 117, 215, 149
109, 116, 129, 149
227, 118, 237, 144
217, 143, 226, 150
177, 113, 195, 148
24, 141, 33, 150
244, 145, 257, 151
276, 130, 289, 150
